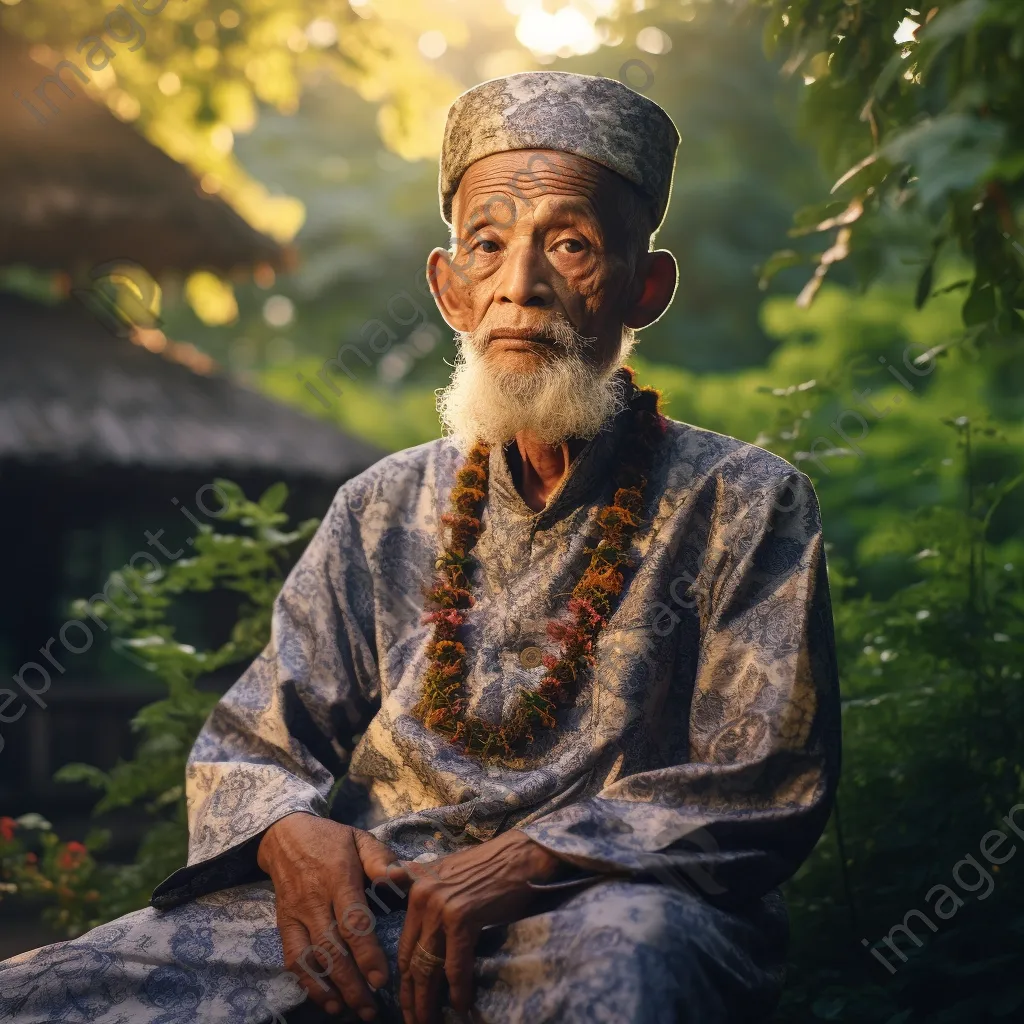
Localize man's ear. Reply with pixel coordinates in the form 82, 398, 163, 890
427, 247, 474, 333
624, 250, 678, 330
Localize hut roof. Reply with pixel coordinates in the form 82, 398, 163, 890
0, 293, 385, 479
0, 29, 288, 277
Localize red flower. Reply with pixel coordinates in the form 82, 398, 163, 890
0, 817, 16, 842
57, 841, 88, 871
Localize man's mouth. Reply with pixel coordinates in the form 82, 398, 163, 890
486, 327, 557, 348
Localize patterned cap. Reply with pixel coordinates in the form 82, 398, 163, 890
439, 71, 680, 230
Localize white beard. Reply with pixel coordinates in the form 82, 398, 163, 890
436, 316, 636, 454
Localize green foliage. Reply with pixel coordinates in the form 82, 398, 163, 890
259, 355, 443, 451
639, 286, 1024, 1022
0, 481, 317, 933
772, 402, 1024, 1024
751, 0, 1024, 346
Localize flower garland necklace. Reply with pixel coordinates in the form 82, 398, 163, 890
412, 371, 666, 760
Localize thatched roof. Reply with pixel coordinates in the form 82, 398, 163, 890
0, 29, 289, 277
0, 293, 384, 479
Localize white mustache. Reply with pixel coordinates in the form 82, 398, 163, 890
459, 313, 597, 358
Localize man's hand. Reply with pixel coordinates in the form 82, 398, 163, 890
396, 829, 561, 1024
258, 812, 410, 1020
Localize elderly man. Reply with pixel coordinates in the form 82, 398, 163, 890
0, 72, 839, 1024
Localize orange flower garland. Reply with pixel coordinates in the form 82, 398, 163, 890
413, 373, 666, 760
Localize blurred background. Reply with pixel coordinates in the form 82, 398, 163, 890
1, 1, 1022, 1021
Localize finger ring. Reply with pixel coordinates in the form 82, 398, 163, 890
411, 942, 445, 973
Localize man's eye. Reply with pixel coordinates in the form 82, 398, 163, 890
476, 239, 500, 253
554, 238, 586, 253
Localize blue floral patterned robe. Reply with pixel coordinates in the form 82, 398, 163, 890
0, 400, 840, 1023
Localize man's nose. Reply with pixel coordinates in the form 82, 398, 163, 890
495, 240, 553, 308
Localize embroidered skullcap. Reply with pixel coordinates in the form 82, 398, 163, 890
439, 71, 680, 230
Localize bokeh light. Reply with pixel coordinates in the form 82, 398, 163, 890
418, 30, 448, 59
263, 295, 295, 328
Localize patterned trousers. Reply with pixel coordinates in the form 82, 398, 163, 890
0, 879, 786, 1024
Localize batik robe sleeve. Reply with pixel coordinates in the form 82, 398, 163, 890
152, 486, 380, 909
521, 468, 841, 906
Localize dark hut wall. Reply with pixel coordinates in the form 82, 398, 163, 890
0, 464, 337, 961
0, 460, 336, 807
0, 461, 336, 686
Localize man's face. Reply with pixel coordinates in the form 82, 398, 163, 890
430, 149, 643, 376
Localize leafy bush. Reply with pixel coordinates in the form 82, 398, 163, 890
777, 418, 1024, 1024
0, 481, 317, 935
754, 0, 1024, 348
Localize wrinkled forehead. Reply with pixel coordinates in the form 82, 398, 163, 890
451, 149, 631, 234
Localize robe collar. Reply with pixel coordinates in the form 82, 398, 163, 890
485, 368, 637, 527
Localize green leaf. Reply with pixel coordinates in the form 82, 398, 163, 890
53, 763, 110, 789
915, 260, 935, 310
962, 283, 997, 326
212, 478, 245, 505
917, 0, 989, 46
932, 279, 971, 296
789, 198, 864, 238
258, 481, 289, 514
881, 114, 1005, 207
873, 50, 910, 101
83, 828, 112, 852
792, 201, 850, 232
758, 249, 805, 290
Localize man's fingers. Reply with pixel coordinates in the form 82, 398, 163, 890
334, 848, 391, 990
355, 831, 410, 884
403, 884, 447, 1024
264, 821, 412, 1019
315, 916, 382, 1020
363, 858, 412, 920
397, 880, 427, 1024
412, 923, 446, 1024
397, 877, 428, 975
399, 969, 417, 1024
444, 921, 479, 1014
278, 918, 343, 1012
414, 960, 445, 1024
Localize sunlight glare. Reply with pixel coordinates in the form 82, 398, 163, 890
894, 17, 920, 44
514, 1, 601, 57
